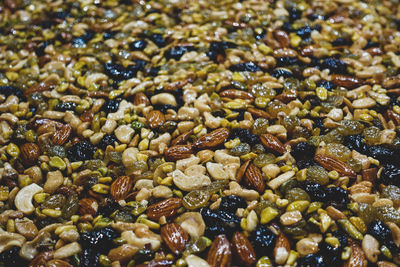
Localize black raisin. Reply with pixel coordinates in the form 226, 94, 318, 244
149, 33, 168, 47
380, 164, 400, 187
296, 26, 312, 38
80, 248, 100, 267
289, 7, 302, 21
153, 104, 178, 113
326, 186, 349, 207
276, 57, 301, 67
129, 40, 148, 51
303, 181, 327, 202
297, 254, 325, 267
67, 141, 96, 162
103, 31, 118, 40
291, 142, 316, 161
98, 134, 118, 150
332, 37, 352, 47
201, 208, 240, 238
101, 99, 120, 113
320, 58, 347, 74
207, 41, 236, 61
281, 22, 293, 32
254, 28, 266, 40
51, 11, 69, 20
98, 200, 119, 217
72, 30, 95, 47
81, 227, 119, 248
318, 243, 342, 265
368, 220, 399, 253
104, 61, 146, 81
55, 102, 77, 111
0, 247, 27, 266
317, 80, 337, 91
34, 41, 51, 57
229, 62, 262, 72
343, 134, 368, 154
297, 159, 317, 170
368, 145, 398, 164
219, 195, 247, 213
230, 128, 260, 144
165, 46, 194, 60
251, 225, 276, 256
0, 85, 25, 101
272, 68, 293, 78
135, 248, 155, 264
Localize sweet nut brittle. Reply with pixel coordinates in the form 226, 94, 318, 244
160, 223, 189, 255
260, 133, 287, 154
52, 124, 72, 145
20, 143, 40, 165
207, 234, 232, 267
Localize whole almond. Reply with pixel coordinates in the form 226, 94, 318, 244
133, 92, 150, 106
147, 110, 165, 129
79, 198, 98, 216
273, 233, 290, 265
161, 223, 189, 255
194, 128, 230, 150
260, 133, 286, 154
52, 124, 72, 145
146, 198, 182, 220
314, 154, 356, 178
344, 239, 367, 267
236, 160, 250, 183
247, 107, 272, 119
110, 176, 133, 201
220, 89, 254, 100
171, 130, 193, 146
207, 234, 232, 267
21, 143, 40, 165
232, 232, 256, 267
331, 74, 363, 89
164, 144, 194, 161
244, 163, 265, 193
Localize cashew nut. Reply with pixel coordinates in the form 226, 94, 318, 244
206, 162, 229, 180
122, 226, 161, 250
15, 183, 43, 215
185, 254, 211, 267
54, 242, 82, 259
150, 93, 177, 106
0, 228, 25, 253
176, 212, 205, 238
19, 231, 52, 260
362, 234, 380, 263
171, 169, 211, 191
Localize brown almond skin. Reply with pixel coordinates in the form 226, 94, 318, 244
232, 232, 256, 267
133, 92, 150, 106
110, 176, 133, 201
260, 133, 287, 154
164, 144, 194, 161
207, 234, 232, 267
47, 259, 73, 267
171, 130, 193, 146
244, 163, 265, 193
20, 143, 40, 165
194, 128, 230, 150
28, 251, 54, 267
161, 223, 189, 255
79, 198, 98, 216
247, 107, 272, 119
220, 89, 254, 100
52, 124, 72, 145
236, 160, 250, 183
344, 239, 367, 267
273, 233, 290, 264
314, 154, 356, 178
147, 110, 165, 129
146, 198, 182, 220
331, 74, 363, 89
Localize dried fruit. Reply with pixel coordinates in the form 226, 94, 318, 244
161, 223, 189, 255
232, 232, 257, 267
244, 163, 265, 193
146, 198, 183, 220
207, 234, 232, 267
194, 128, 230, 149
260, 134, 286, 154
110, 176, 133, 201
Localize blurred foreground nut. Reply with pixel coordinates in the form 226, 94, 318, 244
161, 223, 189, 255
44, 170, 64, 194
47, 259, 72, 267
232, 231, 257, 267
194, 128, 230, 150
0, 228, 25, 253
54, 242, 82, 259
15, 218, 38, 240
79, 198, 98, 216
296, 237, 318, 256
362, 234, 380, 263
146, 110, 165, 129
273, 233, 290, 264
108, 244, 138, 262
15, 183, 43, 215
146, 198, 182, 220
344, 239, 367, 267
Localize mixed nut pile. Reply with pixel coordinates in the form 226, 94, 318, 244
2, 0, 400, 266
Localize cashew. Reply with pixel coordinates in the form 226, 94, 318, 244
85, 73, 107, 89
152, 185, 173, 199
204, 112, 221, 129
20, 231, 52, 260
223, 182, 259, 201
206, 162, 229, 180
122, 147, 139, 167
150, 93, 177, 106
101, 119, 117, 135
176, 212, 205, 238
15, 183, 43, 215
224, 163, 240, 180
362, 234, 380, 263
178, 107, 200, 120
54, 242, 82, 259
122, 226, 161, 250
267, 171, 295, 190
185, 254, 211, 267
107, 100, 133, 120
0, 228, 25, 253
171, 169, 211, 191
44, 170, 63, 194
214, 150, 240, 165
149, 133, 171, 153
114, 125, 135, 144
176, 156, 200, 172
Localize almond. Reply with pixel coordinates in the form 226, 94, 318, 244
28, 251, 54, 267
361, 168, 378, 182
314, 154, 356, 178
146, 110, 165, 129
260, 133, 286, 154
52, 124, 72, 145
273, 233, 290, 265
231, 231, 256, 267
133, 92, 150, 106
220, 89, 254, 100
331, 74, 363, 89
247, 107, 272, 119
20, 143, 40, 165
244, 163, 265, 193
161, 223, 189, 255
171, 130, 193, 146
79, 198, 98, 216
344, 239, 367, 267
110, 176, 133, 201
47, 259, 73, 267
207, 234, 232, 267
236, 160, 250, 183
194, 128, 230, 150
275, 89, 297, 103
164, 144, 194, 161
146, 198, 182, 220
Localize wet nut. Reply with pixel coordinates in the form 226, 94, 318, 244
114, 125, 135, 143
0, 228, 25, 253
280, 210, 302, 226
15, 218, 38, 240
108, 244, 138, 262
296, 237, 318, 257
44, 170, 64, 194
15, 183, 43, 215
206, 162, 229, 180
171, 169, 211, 191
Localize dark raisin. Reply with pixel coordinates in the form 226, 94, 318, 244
230, 128, 260, 144
331, 230, 348, 247
98, 200, 120, 217
153, 104, 178, 113
296, 26, 312, 38
276, 57, 301, 67
343, 134, 368, 154
303, 181, 327, 202
67, 141, 96, 162
0, 85, 25, 101
129, 40, 148, 51
81, 227, 119, 248
289, 7, 302, 21
0, 247, 27, 266
364, 40, 379, 49
318, 80, 337, 91
207, 41, 236, 62
51, 11, 69, 20
34, 41, 50, 57
368, 145, 398, 164
272, 68, 293, 78
201, 208, 240, 238
291, 142, 315, 161
147, 66, 160, 76
297, 159, 317, 170
135, 248, 155, 264
72, 30, 94, 47
103, 31, 118, 40
165, 46, 194, 60
55, 102, 77, 111
313, 24, 322, 32
251, 225, 276, 256
254, 28, 266, 40
332, 37, 352, 47
297, 254, 325, 267
149, 33, 168, 47
229, 62, 262, 72
318, 242, 342, 265
326, 186, 349, 207
281, 22, 293, 32
80, 248, 100, 267
219, 195, 247, 213
380, 164, 400, 187
101, 99, 120, 113
320, 58, 347, 74
368, 220, 399, 253
104, 61, 146, 81
98, 134, 118, 150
